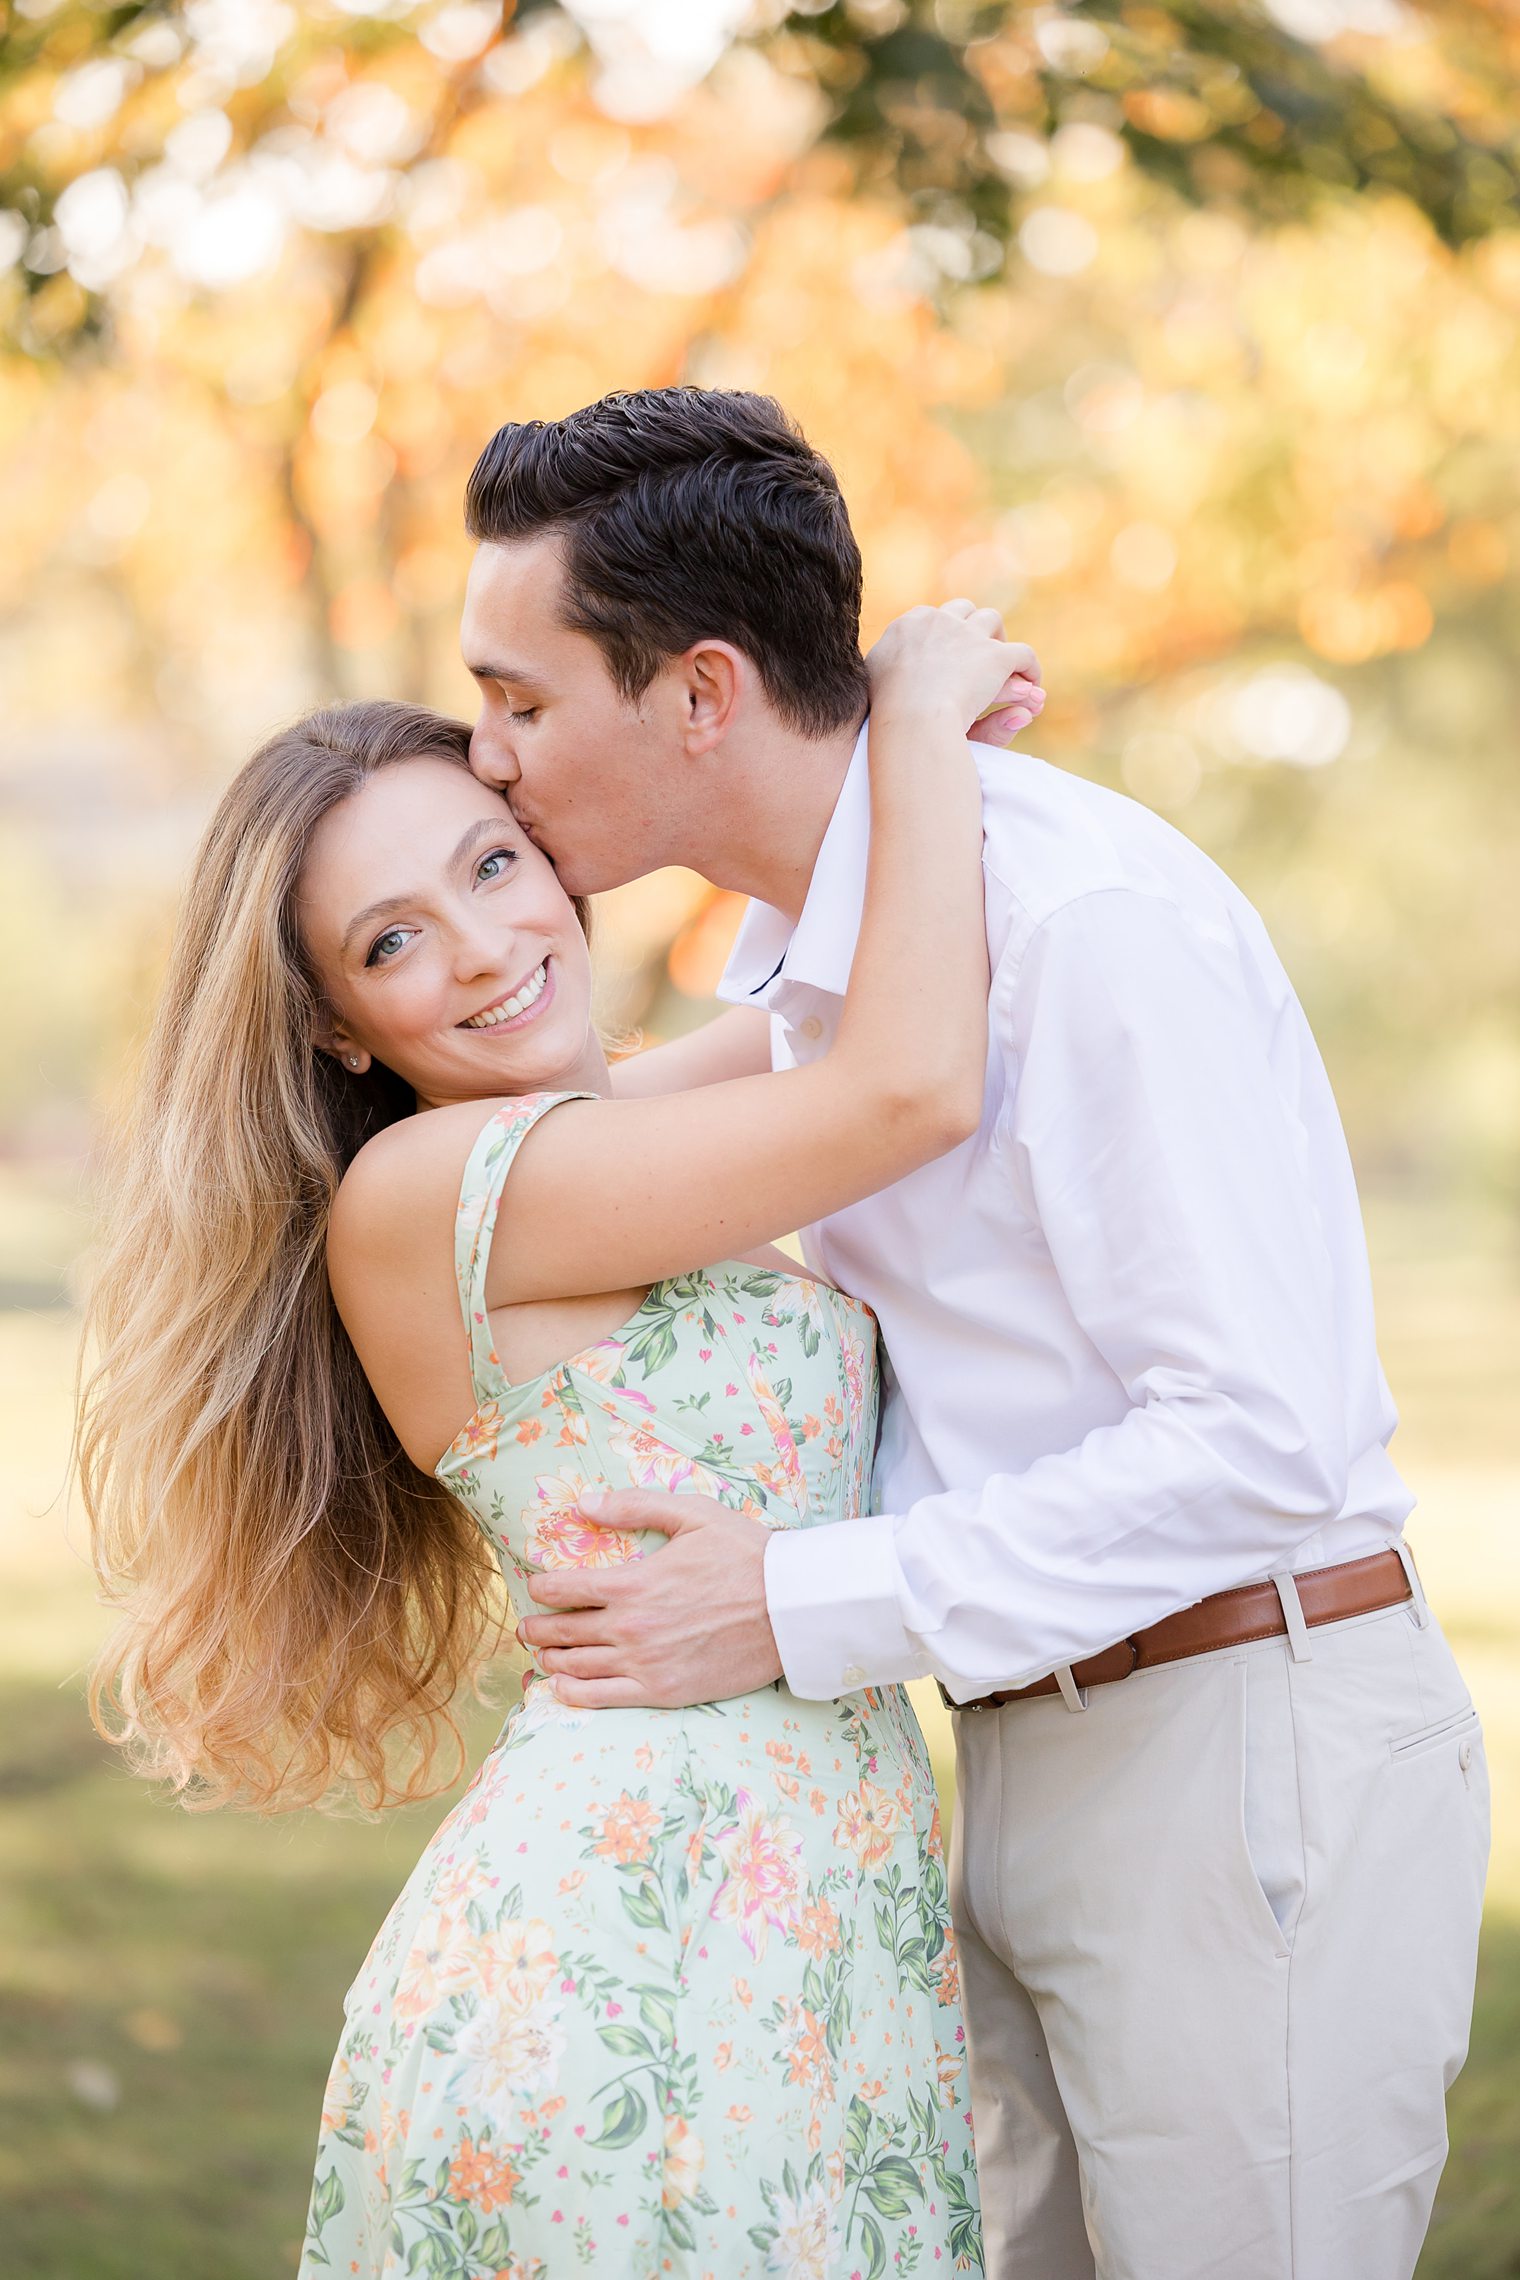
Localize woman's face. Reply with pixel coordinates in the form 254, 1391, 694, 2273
298, 758, 601, 1111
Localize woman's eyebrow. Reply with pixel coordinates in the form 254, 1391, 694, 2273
338, 819, 511, 958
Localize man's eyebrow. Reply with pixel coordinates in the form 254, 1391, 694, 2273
465, 657, 549, 690
338, 818, 510, 959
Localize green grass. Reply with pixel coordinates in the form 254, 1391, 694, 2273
2, 1208, 1517, 2276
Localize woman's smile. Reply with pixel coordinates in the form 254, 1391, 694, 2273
458, 956, 555, 1033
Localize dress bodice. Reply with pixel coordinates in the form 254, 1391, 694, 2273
436, 1094, 879, 1628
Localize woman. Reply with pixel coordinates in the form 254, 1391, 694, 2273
80, 603, 1020, 2278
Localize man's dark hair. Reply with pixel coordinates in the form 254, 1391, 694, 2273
464, 388, 869, 737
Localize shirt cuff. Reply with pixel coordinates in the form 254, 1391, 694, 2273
763, 1515, 933, 1699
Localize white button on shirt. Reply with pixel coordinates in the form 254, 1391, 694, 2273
719, 727, 1411, 1702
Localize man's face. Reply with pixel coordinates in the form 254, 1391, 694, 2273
462, 534, 691, 897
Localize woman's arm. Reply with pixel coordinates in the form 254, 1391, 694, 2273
340, 605, 1014, 1305
608, 1007, 773, 1098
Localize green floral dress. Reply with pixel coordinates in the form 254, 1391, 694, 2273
300, 1094, 981, 2280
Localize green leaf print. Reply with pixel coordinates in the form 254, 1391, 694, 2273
635, 1983, 677, 2044
591, 2081, 648, 2150
311, 2168, 344, 2226
843, 2092, 872, 2165
863, 2155, 923, 2221
859, 2209, 888, 2280
597, 2022, 655, 2059
618, 1875, 669, 1935
626, 1318, 679, 1377
664, 2201, 698, 2254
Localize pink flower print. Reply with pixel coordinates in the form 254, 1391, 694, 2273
603, 1419, 742, 1511
744, 1355, 808, 1520
708, 1792, 804, 1959
529, 1473, 641, 1569
840, 1328, 870, 1442
570, 1340, 630, 1388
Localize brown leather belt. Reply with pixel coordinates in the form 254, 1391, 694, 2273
946, 1548, 1414, 1712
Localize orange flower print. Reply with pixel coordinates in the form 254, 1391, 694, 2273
514, 1418, 545, 1445
447, 2132, 520, 2213
933, 1940, 962, 2008
471, 1916, 560, 2009
661, 2112, 705, 2209
833, 1778, 901, 1871
592, 1791, 661, 1865
710, 1794, 804, 1959
795, 1899, 841, 1957
448, 1402, 504, 1466
779, 1998, 831, 2091
393, 1905, 478, 2022
529, 1473, 640, 1569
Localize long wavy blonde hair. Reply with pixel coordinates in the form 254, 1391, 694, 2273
78, 702, 588, 1814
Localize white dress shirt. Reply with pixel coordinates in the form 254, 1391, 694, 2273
719, 726, 1411, 1702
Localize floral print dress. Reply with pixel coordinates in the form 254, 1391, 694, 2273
300, 1093, 981, 2280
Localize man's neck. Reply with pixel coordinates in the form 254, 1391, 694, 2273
695, 713, 862, 923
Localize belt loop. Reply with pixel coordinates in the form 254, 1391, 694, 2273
1393, 1537, 1431, 1629
1271, 1571, 1314, 1663
1054, 1664, 1089, 1714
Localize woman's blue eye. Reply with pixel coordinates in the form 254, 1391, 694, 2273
477, 847, 517, 882
509, 706, 539, 724
367, 927, 408, 966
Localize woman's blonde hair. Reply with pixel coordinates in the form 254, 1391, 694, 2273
78, 702, 587, 1813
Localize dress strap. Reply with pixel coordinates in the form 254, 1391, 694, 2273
453, 1091, 596, 1405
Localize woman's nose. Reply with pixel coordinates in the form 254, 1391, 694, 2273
453, 914, 510, 982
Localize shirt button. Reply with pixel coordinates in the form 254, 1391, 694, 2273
842, 1663, 867, 1688
799, 1015, 824, 1041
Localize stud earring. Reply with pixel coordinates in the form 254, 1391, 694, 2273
346, 1054, 361, 1071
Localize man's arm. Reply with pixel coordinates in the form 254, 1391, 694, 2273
765, 886, 1351, 1699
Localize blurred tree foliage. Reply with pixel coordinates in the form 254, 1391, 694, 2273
0, 0, 1516, 1207
5, 2, 1520, 361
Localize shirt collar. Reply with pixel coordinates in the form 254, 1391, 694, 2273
717, 722, 870, 1009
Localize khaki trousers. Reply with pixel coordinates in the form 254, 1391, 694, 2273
950, 1593, 1490, 2280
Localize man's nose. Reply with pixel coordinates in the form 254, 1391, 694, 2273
469, 720, 517, 788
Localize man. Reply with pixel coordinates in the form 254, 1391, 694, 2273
461, 386, 1488, 2280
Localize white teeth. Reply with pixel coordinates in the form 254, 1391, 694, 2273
465, 962, 547, 1029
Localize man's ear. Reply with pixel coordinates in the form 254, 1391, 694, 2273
680, 641, 745, 755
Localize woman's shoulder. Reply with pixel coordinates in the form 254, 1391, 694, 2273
331, 1092, 589, 1264
331, 1100, 496, 1268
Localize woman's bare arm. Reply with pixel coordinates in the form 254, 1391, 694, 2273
608, 1007, 772, 1098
